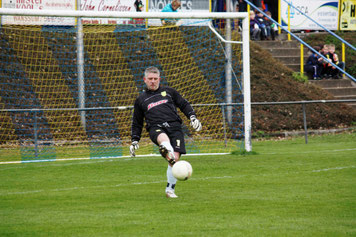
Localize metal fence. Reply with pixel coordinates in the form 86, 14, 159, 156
251, 99, 356, 144
1, 99, 355, 150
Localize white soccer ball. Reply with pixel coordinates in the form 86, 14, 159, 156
172, 160, 193, 181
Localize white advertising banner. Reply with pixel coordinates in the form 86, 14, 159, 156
148, 0, 210, 25
280, 0, 339, 30
148, 0, 209, 11
80, 0, 137, 24
1, 0, 210, 25
1, 0, 76, 25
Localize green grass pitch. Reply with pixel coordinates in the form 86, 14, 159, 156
0, 132, 355, 236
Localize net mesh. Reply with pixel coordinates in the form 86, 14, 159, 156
0, 19, 244, 162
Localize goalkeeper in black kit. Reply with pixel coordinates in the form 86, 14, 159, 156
130, 66, 202, 198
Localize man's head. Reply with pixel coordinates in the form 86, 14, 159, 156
144, 66, 161, 91
171, 0, 181, 10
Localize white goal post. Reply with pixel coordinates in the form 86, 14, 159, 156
0, 8, 252, 152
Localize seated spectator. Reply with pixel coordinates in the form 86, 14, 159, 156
328, 44, 345, 79
320, 44, 333, 78
264, 11, 278, 40
161, 0, 181, 26
255, 8, 267, 40
250, 10, 261, 40
304, 46, 323, 80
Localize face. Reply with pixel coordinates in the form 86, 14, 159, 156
323, 46, 329, 54
329, 47, 335, 53
144, 72, 160, 91
172, 1, 181, 10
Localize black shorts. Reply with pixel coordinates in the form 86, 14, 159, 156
148, 125, 186, 154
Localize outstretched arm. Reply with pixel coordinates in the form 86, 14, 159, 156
130, 99, 144, 157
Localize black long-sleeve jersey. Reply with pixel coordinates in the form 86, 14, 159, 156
131, 86, 196, 142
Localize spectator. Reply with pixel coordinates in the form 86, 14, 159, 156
250, 10, 261, 40
320, 44, 333, 78
264, 11, 278, 40
263, 0, 279, 21
239, 0, 262, 12
133, 0, 144, 25
238, 0, 247, 12
255, 8, 267, 40
161, 0, 181, 26
305, 46, 323, 80
252, 0, 262, 8
328, 44, 345, 79
134, 0, 143, 12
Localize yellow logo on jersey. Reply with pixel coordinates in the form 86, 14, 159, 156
161, 91, 166, 97
156, 129, 161, 132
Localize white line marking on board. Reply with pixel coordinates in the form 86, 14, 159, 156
312, 166, 355, 172
0, 176, 233, 196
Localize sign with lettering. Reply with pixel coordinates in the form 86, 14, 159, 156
148, 0, 209, 11
280, 0, 339, 30
1, 0, 75, 24
1, 0, 210, 25
339, 0, 356, 30
80, 0, 137, 24
148, 0, 210, 25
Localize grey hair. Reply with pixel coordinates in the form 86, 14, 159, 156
144, 66, 160, 78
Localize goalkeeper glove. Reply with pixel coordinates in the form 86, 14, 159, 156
190, 115, 202, 132
130, 141, 139, 157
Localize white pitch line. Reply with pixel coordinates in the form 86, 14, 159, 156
0, 176, 233, 196
0, 153, 230, 165
312, 166, 355, 172
264, 148, 356, 155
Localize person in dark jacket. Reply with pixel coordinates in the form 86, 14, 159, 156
305, 46, 323, 80
255, 8, 267, 40
264, 11, 277, 40
130, 66, 202, 198
134, 0, 143, 12
250, 10, 261, 40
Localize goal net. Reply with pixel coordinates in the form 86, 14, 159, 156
0, 9, 250, 162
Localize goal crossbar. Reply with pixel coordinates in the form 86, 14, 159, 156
0, 8, 248, 19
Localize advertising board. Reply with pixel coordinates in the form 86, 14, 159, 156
280, 0, 339, 30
